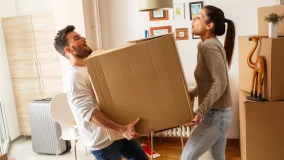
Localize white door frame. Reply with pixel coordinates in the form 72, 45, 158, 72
0, 99, 10, 154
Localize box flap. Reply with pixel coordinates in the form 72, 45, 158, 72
85, 43, 134, 60
127, 33, 174, 44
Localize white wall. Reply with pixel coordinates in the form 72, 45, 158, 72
50, 0, 87, 82
0, 0, 20, 140
16, 0, 53, 15
99, 0, 275, 139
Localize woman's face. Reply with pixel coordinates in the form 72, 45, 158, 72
191, 9, 212, 36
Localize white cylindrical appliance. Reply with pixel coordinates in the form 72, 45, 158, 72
138, 0, 173, 11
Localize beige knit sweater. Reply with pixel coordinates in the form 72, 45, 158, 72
191, 37, 233, 117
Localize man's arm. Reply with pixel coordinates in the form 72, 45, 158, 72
90, 108, 140, 140
67, 74, 140, 140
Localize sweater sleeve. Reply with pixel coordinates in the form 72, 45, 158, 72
195, 45, 228, 117
190, 86, 198, 97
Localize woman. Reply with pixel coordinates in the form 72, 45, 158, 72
181, 5, 235, 160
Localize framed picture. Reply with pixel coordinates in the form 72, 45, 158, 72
150, 26, 172, 37
189, 1, 204, 20
175, 28, 188, 40
149, 10, 169, 21
173, 3, 185, 20
192, 34, 200, 39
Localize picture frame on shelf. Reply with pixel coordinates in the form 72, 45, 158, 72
150, 26, 172, 37
149, 10, 169, 21
175, 28, 188, 40
173, 3, 185, 20
189, 1, 204, 20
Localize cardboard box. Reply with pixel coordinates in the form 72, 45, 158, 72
239, 89, 284, 160
238, 36, 284, 101
85, 34, 193, 135
0, 154, 7, 160
258, 5, 284, 36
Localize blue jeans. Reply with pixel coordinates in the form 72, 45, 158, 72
91, 139, 148, 160
181, 108, 233, 160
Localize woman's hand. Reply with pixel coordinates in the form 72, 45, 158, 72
185, 114, 202, 127
189, 91, 195, 102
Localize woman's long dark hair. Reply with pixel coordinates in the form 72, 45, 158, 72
203, 5, 236, 69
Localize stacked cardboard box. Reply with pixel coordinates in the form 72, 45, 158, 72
239, 90, 284, 160
239, 5, 284, 160
239, 36, 284, 101
258, 5, 284, 36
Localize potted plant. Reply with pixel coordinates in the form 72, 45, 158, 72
265, 13, 284, 38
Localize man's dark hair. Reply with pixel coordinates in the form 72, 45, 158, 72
54, 25, 75, 57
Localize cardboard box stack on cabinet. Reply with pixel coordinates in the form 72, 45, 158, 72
258, 5, 284, 36
239, 5, 284, 160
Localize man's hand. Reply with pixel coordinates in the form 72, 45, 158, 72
120, 118, 141, 140
185, 114, 201, 127
90, 109, 141, 140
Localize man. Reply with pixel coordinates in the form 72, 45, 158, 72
54, 25, 148, 160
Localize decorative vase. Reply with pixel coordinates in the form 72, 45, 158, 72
269, 22, 279, 38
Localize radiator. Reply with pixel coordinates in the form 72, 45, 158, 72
152, 84, 196, 138
154, 126, 191, 137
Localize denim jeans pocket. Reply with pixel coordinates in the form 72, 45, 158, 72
219, 116, 232, 133
201, 115, 213, 128
91, 150, 104, 160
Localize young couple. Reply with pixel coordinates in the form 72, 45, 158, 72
53, 5, 235, 160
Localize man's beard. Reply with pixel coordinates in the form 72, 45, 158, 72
72, 46, 93, 59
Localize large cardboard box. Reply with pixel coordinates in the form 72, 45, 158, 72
239, 36, 284, 101
258, 5, 284, 36
239, 89, 284, 160
85, 34, 193, 134
0, 154, 7, 160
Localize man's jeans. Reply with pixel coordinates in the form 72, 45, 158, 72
91, 139, 148, 160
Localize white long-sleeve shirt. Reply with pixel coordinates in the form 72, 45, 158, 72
64, 66, 113, 150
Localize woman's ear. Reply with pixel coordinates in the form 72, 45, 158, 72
207, 22, 215, 30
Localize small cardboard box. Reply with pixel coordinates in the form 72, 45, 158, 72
258, 5, 284, 36
238, 36, 284, 101
85, 34, 193, 136
239, 89, 284, 160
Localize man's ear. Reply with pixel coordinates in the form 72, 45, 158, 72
65, 47, 73, 54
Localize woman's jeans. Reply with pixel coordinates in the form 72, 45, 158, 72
181, 107, 233, 160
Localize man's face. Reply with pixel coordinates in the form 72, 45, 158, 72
66, 31, 93, 59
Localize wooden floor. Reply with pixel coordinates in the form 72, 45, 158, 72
135, 137, 241, 160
